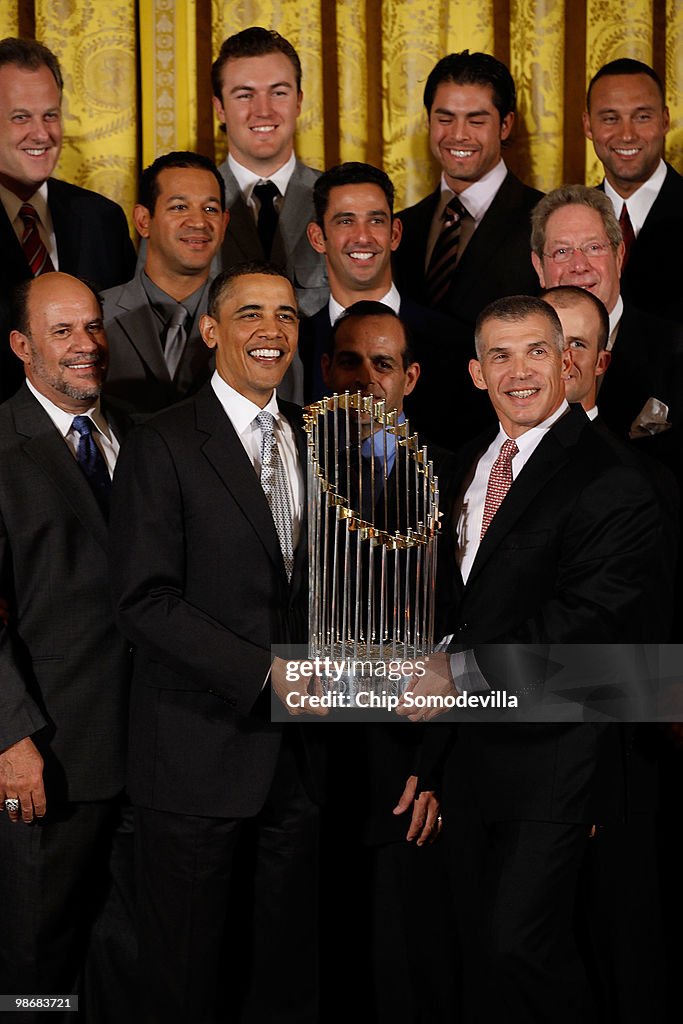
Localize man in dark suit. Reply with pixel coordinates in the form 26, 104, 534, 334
399, 295, 664, 1022
102, 152, 228, 415
109, 261, 325, 1024
0, 38, 136, 402
318, 300, 456, 1024
0, 273, 130, 1017
531, 183, 683, 474
303, 160, 487, 447
394, 51, 542, 334
211, 27, 327, 328
584, 57, 683, 325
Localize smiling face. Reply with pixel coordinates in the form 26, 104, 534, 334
543, 294, 611, 410
200, 273, 298, 406
470, 312, 570, 438
321, 314, 419, 434
306, 183, 401, 305
0, 62, 62, 199
428, 80, 513, 194
584, 73, 669, 198
532, 204, 623, 314
212, 52, 301, 176
10, 273, 108, 412
134, 166, 228, 294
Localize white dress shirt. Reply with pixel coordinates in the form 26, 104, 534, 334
604, 158, 667, 237
607, 294, 624, 351
328, 282, 401, 325
26, 379, 119, 476
210, 371, 304, 548
228, 151, 297, 223
0, 180, 59, 269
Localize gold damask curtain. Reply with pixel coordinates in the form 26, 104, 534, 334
2, 0, 681, 229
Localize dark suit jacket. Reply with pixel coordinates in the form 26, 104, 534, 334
1, 178, 136, 402
432, 406, 663, 824
299, 295, 493, 449
109, 382, 321, 818
0, 384, 130, 802
217, 158, 328, 319
598, 164, 683, 324
102, 272, 214, 414
394, 171, 543, 328
600, 301, 683, 477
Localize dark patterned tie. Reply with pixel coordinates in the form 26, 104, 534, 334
253, 181, 280, 259
19, 203, 54, 277
619, 203, 636, 271
480, 439, 518, 538
71, 415, 112, 517
426, 195, 465, 307
257, 411, 294, 580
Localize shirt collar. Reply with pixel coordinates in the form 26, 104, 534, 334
362, 411, 405, 460
496, 398, 569, 457
227, 151, 297, 204
141, 271, 208, 322
328, 282, 401, 325
0, 180, 50, 227
26, 378, 111, 440
586, 405, 599, 421
440, 159, 507, 223
210, 370, 282, 437
608, 293, 624, 344
604, 159, 667, 235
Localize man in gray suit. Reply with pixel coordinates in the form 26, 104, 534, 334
211, 26, 327, 403
0, 272, 130, 1013
102, 151, 228, 415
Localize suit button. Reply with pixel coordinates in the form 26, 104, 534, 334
457, 623, 470, 632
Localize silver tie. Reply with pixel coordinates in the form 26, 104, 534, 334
256, 411, 294, 581
164, 304, 187, 380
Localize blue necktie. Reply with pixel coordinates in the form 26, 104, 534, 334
71, 415, 112, 517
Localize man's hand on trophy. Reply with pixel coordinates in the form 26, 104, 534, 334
395, 652, 456, 721
270, 657, 329, 717
393, 774, 443, 845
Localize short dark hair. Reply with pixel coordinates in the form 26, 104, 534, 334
138, 151, 226, 215
207, 260, 294, 319
0, 36, 63, 91
10, 275, 103, 337
587, 58, 665, 110
312, 163, 395, 228
423, 50, 516, 121
475, 295, 564, 359
541, 285, 610, 353
211, 26, 302, 99
331, 301, 416, 369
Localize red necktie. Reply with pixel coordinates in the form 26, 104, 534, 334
19, 203, 54, 277
480, 439, 518, 538
619, 203, 635, 271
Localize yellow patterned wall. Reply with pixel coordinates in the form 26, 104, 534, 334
0, 3, 19, 37
139, 0, 198, 167
668, 0, 683, 168
35, 0, 138, 230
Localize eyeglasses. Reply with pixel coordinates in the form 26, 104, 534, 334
543, 242, 614, 264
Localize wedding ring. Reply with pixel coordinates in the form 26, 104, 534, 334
4, 798, 20, 813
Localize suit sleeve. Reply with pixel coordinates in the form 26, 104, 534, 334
0, 510, 48, 751
109, 424, 271, 717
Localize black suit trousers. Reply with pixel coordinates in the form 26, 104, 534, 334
134, 735, 319, 1024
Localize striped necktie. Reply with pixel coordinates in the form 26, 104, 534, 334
426, 195, 465, 307
256, 410, 294, 580
19, 203, 54, 277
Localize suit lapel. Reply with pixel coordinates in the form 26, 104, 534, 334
0, 203, 30, 284
12, 386, 109, 550
455, 172, 517, 280
194, 387, 288, 577
48, 179, 80, 272
275, 163, 310, 265
465, 409, 583, 588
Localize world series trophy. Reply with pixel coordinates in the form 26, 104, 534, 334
304, 392, 441, 702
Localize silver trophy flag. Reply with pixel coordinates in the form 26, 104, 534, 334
304, 392, 440, 680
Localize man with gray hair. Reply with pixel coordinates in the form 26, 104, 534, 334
531, 184, 683, 467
